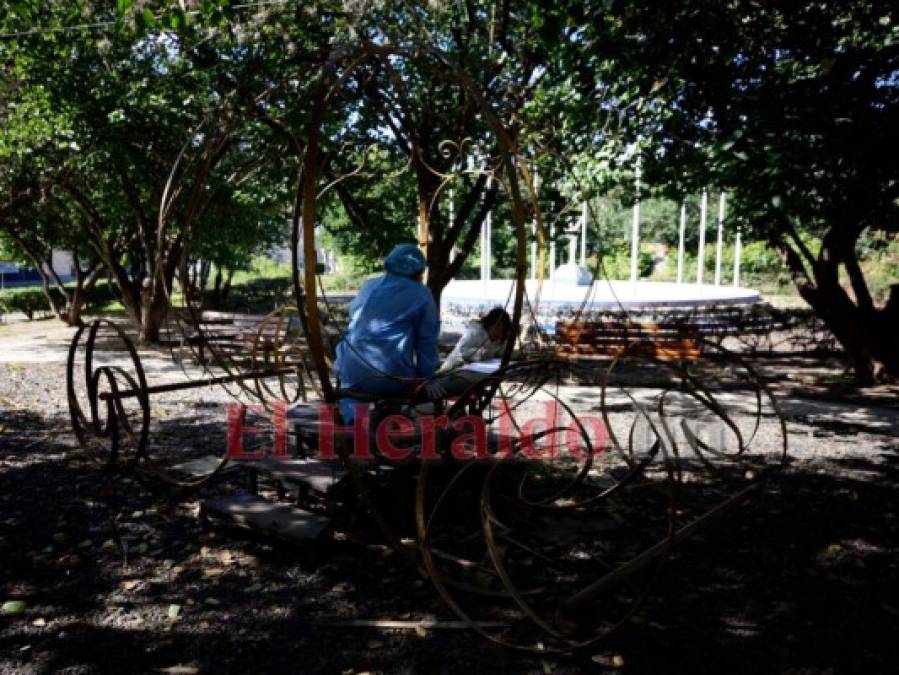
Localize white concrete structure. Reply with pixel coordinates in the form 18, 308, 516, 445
552, 264, 593, 286
442, 279, 760, 324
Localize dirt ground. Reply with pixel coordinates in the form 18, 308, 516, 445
1, 318, 898, 674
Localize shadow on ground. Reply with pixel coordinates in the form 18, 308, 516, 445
1, 408, 898, 674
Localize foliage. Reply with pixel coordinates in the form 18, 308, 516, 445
2, 0, 896, 379
0, 287, 50, 319
593, 245, 653, 281
541, 0, 899, 380
0, 280, 118, 319
0, 0, 297, 339
229, 256, 293, 286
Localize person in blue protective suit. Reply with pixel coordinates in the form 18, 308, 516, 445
334, 243, 442, 422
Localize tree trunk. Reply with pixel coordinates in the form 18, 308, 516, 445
140, 290, 169, 344
799, 285, 877, 383
872, 285, 899, 378
66, 284, 85, 326
35, 266, 64, 320
200, 260, 211, 293
780, 227, 885, 384
424, 172, 499, 305
816, 231, 881, 383
12, 242, 66, 321
220, 268, 234, 302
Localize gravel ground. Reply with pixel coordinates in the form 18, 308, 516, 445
1, 318, 898, 674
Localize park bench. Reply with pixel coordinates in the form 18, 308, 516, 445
555, 319, 703, 360
554, 303, 785, 360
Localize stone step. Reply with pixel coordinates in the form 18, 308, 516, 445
171, 454, 241, 478
251, 456, 348, 493
200, 494, 330, 543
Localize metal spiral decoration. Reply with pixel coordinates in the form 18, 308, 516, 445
410, 350, 786, 651
66, 320, 150, 471
64, 40, 790, 653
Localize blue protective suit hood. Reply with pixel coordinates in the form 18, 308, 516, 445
383, 243, 426, 277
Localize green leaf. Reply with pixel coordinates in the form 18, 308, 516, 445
1, 600, 26, 615
138, 9, 156, 29
116, 0, 134, 16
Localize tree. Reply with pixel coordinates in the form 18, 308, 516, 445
551, 0, 899, 381
0, 54, 103, 325
187, 0, 612, 303
0, 183, 103, 325
1, 1, 293, 341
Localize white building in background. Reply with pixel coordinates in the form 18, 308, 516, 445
0, 249, 77, 289
47, 250, 75, 278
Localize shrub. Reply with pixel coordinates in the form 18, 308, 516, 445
657, 239, 789, 287
202, 276, 293, 312
321, 268, 373, 291
0, 280, 119, 320
84, 281, 117, 311
595, 245, 654, 280
739, 240, 782, 278
0, 288, 52, 319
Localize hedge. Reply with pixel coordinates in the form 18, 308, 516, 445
0, 288, 54, 319
0, 280, 118, 320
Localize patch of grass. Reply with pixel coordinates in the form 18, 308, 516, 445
230, 256, 292, 286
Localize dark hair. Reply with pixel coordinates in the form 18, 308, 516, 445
481, 307, 512, 333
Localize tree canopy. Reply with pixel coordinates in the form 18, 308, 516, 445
1, 0, 896, 378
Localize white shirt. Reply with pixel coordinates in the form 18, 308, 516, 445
439, 320, 506, 372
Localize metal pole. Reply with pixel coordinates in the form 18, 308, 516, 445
483, 194, 492, 282
449, 189, 456, 264
548, 168, 555, 280
529, 224, 536, 281
98, 367, 295, 401
697, 189, 708, 285
733, 226, 742, 287
478, 157, 491, 284
714, 192, 726, 286
580, 201, 587, 267
560, 482, 759, 615
480, 215, 487, 281
676, 201, 686, 284
629, 154, 642, 287
486, 180, 492, 282
549, 222, 555, 281
530, 169, 539, 281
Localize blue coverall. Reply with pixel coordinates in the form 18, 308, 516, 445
334, 270, 440, 422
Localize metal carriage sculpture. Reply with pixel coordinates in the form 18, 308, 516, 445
66, 41, 788, 653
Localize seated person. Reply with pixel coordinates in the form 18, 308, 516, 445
334, 243, 440, 423
440, 307, 512, 372
433, 308, 513, 398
